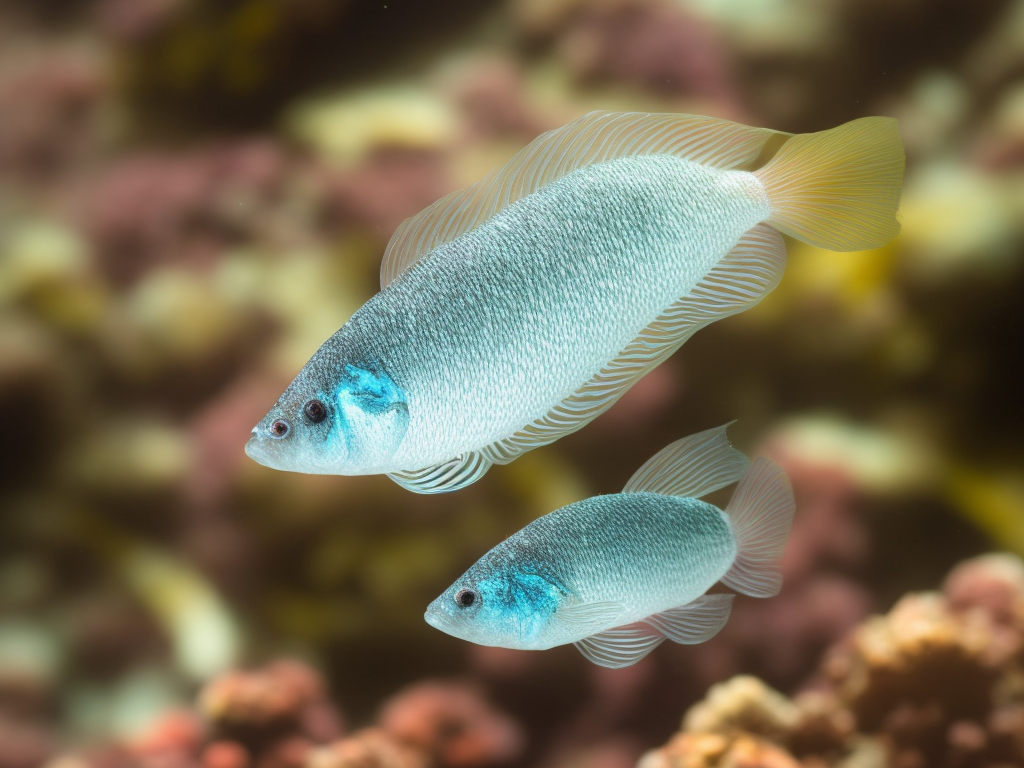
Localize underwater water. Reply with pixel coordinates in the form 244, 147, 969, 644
0, 0, 1023, 766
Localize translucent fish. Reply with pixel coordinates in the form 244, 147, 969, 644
424, 424, 795, 667
246, 112, 904, 492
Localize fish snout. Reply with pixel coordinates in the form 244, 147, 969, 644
244, 431, 271, 465
423, 597, 455, 633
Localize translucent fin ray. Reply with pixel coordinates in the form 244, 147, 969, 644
643, 594, 734, 644
573, 625, 665, 668
754, 116, 904, 251
721, 458, 795, 598
558, 600, 627, 629
381, 112, 790, 286
573, 595, 736, 667
481, 223, 787, 467
387, 452, 492, 494
623, 424, 748, 498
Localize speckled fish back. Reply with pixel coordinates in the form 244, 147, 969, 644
346, 154, 767, 468
485, 491, 738, 628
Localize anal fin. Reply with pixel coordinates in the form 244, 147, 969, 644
388, 451, 492, 494
483, 223, 788, 467
572, 594, 735, 668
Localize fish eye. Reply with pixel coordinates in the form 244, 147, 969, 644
269, 419, 290, 439
455, 589, 477, 608
304, 399, 327, 424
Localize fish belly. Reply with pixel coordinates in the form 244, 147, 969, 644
358, 155, 768, 470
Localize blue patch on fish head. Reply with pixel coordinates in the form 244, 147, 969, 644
245, 362, 409, 474
424, 564, 567, 651
334, 363, 410, 470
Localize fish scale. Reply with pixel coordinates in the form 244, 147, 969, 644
500, 493, 737, 640
355, 156, 765, 470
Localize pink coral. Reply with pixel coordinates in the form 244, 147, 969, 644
79, 141, 292, 285
0, 53, 105, 182
305, 729, 428, 768
198, 659, 343, 745
378, 681, 523, 768
202, 740, 251, 768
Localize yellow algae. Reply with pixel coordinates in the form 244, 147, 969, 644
117, 546, 240, 679
898, 161, 1019, 277
255, 246, 369, 374
72, 516, 240, 679
67, 420, 190, 493
0, 223, 108, 333
768, 416, 939, 495
288, 88, 457, 166
945, 467, 1024, 557
898, 71, 969, 156
762, 239, 900, 315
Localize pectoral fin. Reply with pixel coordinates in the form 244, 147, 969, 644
558, 599, 627, 629
574, 625, 665, 668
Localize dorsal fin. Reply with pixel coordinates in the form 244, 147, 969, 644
381, 111, 790, 287
481, 223, 787, 468
622, 424, 749, 498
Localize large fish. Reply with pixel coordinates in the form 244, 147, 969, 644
424, 424, 794, 668
246, 112, 903, 493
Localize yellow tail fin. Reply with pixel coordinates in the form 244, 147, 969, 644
754, 117, 904, 252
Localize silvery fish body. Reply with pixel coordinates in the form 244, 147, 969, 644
425, 425, 796, 667
429, 492, 737, 650
246, 112, 904, 493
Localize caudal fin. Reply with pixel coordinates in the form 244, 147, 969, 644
754, 117, 904, 252
721, 458, 795, 598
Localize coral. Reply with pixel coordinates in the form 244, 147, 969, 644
0, 714, 56, 768
316, 148, 452, 242
639, 553, 1024, 768
682, 677, 800, 743
198, 659, 342, 744
77, 141, 295, 286
306, 729, 428, 768
513, 0, 735, 104
43, 664, 518, 768
201, 740, 251, 768
0, 50, 105, 183
378, 681, 523, 768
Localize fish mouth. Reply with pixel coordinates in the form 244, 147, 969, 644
244, 432, 272, 466
423, 605, 447, 631
421, 606, 442, 630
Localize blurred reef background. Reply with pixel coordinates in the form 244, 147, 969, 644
1, 0, 1023, 766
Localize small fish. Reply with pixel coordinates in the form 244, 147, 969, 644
246, 112, 903, 493
424, 424, 794, 668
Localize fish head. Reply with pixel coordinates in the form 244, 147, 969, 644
246, 361, 409, 474
424, 561, 566, 650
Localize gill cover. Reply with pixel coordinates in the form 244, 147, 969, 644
337, 363, 409, 471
